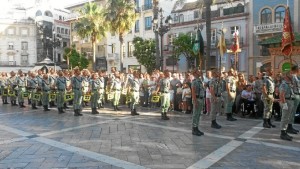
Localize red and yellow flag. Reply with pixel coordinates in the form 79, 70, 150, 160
231, 30, 239, 53
281, 6, 294, 57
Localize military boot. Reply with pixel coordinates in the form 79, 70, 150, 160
133, 109, 139, 115
64, 103, 69, 109
162, 112, 169, 120
43, 105, 50, 111
226, 113, 237, 121
20, 102, 26, 108
267, 119, 276, 128
77, 109, 83, 116
211, 120, 222, 129
4, 100, 9, 104
287, 124, 298, 134
32, 103, 38, 109
192, 127, 204, 136
116, 106, 121, 111
280, 130, 293, 141
74, 109, 80, 116
114, 106, 117, 111
92, 108, 99, 114
263, 119, 271, 128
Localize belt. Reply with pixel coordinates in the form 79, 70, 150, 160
58, 89, 65, 91
267, 92, 273, 95
73, 88, 80, 90
215, 94, 221, 97
100, 87, 104, 89
131, 90, 139, 92
196, 95, 204, 99
294, 93, 300, 95
43, 90, 49, 92
230, 90, 236, 92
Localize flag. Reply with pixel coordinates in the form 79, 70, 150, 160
193, 29, 204, 55
281, 6, 294, 57
217, 31, 226, 57
231, 30, 239, 53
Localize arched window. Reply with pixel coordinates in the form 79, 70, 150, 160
275, 6, 285, 23
44, 11, 53, 17
261, 8, 272, 24
36, 10, 42, 16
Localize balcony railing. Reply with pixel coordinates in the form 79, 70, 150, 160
142, 4, 152, 11
254, 23, 283, 34
0, 61, 17, 66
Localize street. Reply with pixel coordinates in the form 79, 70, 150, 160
0, 104, 299, 169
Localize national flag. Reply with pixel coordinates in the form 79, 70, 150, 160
281, 6, 294, 57
217, 31, 226, 57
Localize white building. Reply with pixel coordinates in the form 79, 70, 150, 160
0, 4, 37, 71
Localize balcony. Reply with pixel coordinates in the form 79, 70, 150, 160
0, 61, 17, 66
142, 4, 152, 11
254, 23, 283, 34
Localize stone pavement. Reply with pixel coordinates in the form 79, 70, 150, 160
0, 103, 299, 169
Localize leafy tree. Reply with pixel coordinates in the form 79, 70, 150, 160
73, 2, 107, 70
64, 47, 89, 70
172, 33, 198, 69
132, 37, 156, 73
104, 0, 137, 71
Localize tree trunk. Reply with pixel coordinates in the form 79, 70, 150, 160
153, 0, 160, 71
93, 41, 96, 71
205, 0, 212, 70
119, 34, 124, 72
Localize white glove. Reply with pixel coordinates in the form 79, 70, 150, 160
282, 103, 288, 110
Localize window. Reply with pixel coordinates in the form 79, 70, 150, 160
36, 10, 42, 16
21, 55, 28, 65
128, 42, 133, 57
261, 45, 270, 56
122, 45, 126, 58
144, 0, 152, 10
65, 29, 68, 34
211, 29, 217, 44
8, 42, 14, 50
179, 14, 184, 23
230, 26, 240, 35
44, 11, 53, 17
58, 53, 61, 62
261, 8, 272, 24
194, 10, 199, 19
57, 27, 60, 33
135, 20, 140, 32
21, 42, 28, 50
275, 6, 285, 23
20, 28, 28, 36
145, 16, 152, 30
7, 28, 15, 35
61, 28, 64, 34
63, 42, 67, 48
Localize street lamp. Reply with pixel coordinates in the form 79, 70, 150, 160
46, 30, 62, 71
152, 8, 172, 71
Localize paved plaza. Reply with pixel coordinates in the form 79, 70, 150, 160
0, 104, 299, 169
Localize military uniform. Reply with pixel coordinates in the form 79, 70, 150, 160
254, 79, 264, 117
279, 80, 294, 140
41, 78, 51, 111
0, 76, 9, 104
129, 78, 140, 115
159, 78, 170, 120
90, 78, 100, 114
27, 76, 38, 109
290, 75, 300, 127
262, 76, 275, 128
71, 75, 83, 116
111, 77, 122, 110
36, 75, 43, 106
16, 76, 27, 107
209, 77, 223, 128
7, 76, 17, 106
56, 76, 67, 114
82, 76, 90, 106
97, 76, 105, 108
223, 75, 237, 121
191, 77, 205, 131
49, 74, 57, 107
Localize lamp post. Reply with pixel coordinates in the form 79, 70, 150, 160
46, 30, 62, 71
152, 8, 172, 71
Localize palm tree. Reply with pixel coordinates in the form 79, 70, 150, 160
104, 0, 137, 72
73, 2, 107, 70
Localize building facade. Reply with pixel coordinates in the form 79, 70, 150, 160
249, 0, 300, 75
168, 0, 249, 73
0, 5, 37, 70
